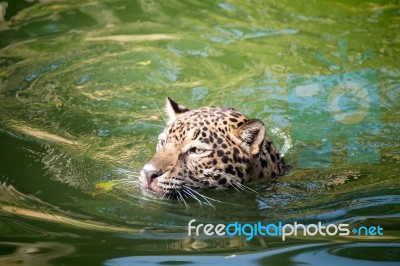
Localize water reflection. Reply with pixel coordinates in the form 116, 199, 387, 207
105, 243, 400, 266
0, 241, 75, 266
0, 0, 399, 264
0, 183, 137, 233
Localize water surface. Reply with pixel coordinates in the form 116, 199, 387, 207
0, 0, 399, 265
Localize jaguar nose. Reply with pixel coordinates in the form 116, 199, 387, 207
140, 166, 164, 187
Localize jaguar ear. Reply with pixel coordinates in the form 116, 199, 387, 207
166, 97, 189, 124
233, 119, 265, 155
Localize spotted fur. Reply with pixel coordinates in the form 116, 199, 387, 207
139, 97, 285, 199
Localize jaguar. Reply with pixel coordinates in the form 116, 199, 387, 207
139, 97, 285, 200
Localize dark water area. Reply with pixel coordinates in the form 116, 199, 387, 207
0, 0, 399, 265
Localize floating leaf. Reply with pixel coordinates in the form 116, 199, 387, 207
93, 181, 115, 196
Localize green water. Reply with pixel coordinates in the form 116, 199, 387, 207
0, 0, 399, 265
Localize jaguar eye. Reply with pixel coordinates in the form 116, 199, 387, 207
188, 147, 207, 154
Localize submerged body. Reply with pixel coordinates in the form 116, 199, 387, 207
139, 98, 285, 199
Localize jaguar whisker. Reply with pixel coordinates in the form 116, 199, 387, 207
235, 182, 258, 194
228, 180, 242, 193
181, 187, 203, 208
176, 190, 189, 209
182, 185, 220, 209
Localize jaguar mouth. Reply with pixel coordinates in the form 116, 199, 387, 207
139, 171, 185, 199
139, 172, 219, 205
139, 171, 160, 194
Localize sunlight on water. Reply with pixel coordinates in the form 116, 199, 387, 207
0, 0, 399, 265
106, 243, 400, 266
